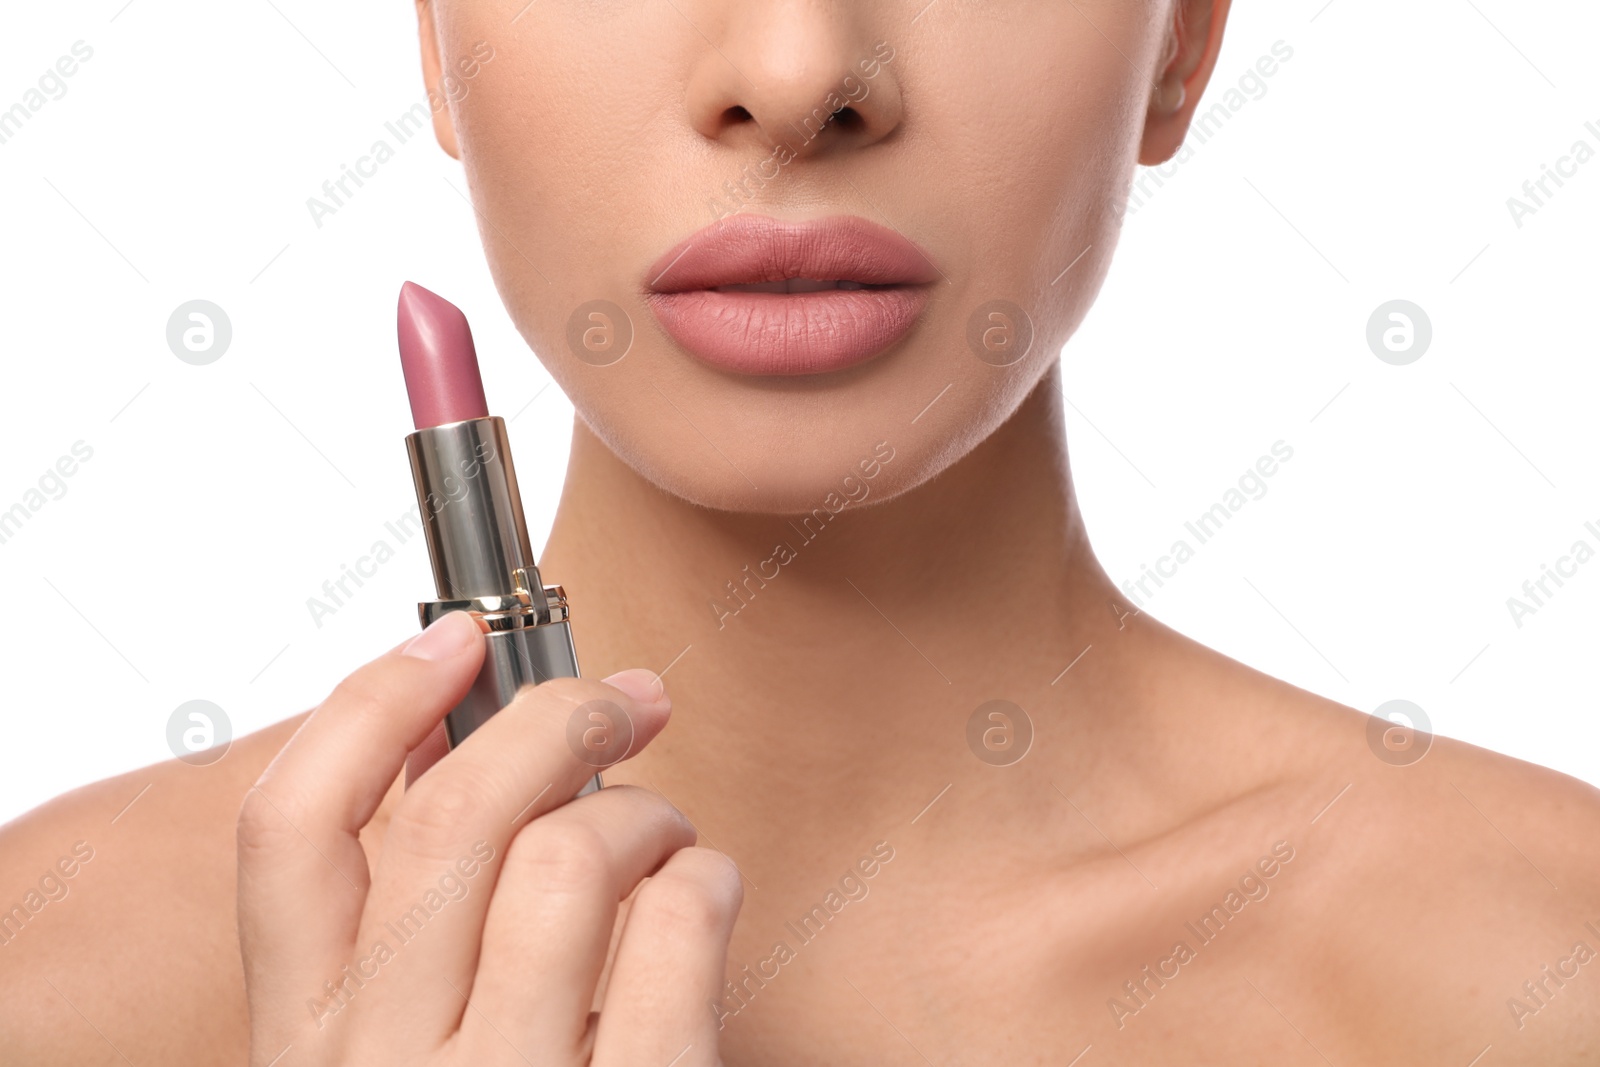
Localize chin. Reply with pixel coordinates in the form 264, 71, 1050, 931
573, 360, 1037, 517
580, 406, 911, 517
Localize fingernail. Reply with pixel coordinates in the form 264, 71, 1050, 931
603, 668, 670, 712
402, 611, 479, 661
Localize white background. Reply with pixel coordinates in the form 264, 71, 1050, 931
0, 0, 1595, 824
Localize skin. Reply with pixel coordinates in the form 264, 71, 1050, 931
4, 0, 1599, 1063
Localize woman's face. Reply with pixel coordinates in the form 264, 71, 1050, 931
419, 0, 1211, 514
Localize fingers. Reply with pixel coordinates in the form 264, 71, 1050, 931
458, 785, 696, 1060
406, 720, 451, 786
350, 669, 672, 1035
236, 611, 484, 1041
592, 847, 744, 1067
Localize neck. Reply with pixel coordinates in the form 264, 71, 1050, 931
538, 361, 1128, 834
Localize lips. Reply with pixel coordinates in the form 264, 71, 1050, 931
644, 215, 939, 376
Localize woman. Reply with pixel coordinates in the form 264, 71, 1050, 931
4, 0, 1597, 1063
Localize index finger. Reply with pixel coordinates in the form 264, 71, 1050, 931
235, 610, 485, 1036
349, 668, 674, 1031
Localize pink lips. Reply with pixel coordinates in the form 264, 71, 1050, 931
644, 215, 939, 376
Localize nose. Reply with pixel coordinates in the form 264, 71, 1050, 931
683, 2, 903, 160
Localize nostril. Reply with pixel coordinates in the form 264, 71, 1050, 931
724, 105, 754, 123
831, 106, 863, 132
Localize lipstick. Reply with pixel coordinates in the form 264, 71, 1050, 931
397, 281, 601, 795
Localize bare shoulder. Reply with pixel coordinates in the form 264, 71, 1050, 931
0, 715, 307, 1065
1255, 680, 1600, 1064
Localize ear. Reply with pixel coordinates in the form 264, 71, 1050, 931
1139, 0, 1234, 166
415, 0, 460, 159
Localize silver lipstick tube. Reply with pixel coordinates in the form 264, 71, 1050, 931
405, 416, 601, 797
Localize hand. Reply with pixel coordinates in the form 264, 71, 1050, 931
236, 610, 742, 1066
